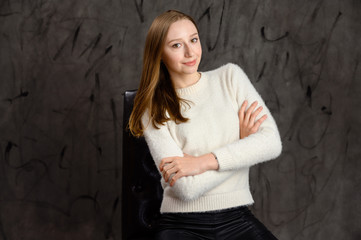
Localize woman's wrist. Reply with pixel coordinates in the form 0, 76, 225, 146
201, 153, 219, 171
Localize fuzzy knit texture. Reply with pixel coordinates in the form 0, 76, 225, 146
142, 63, 282, 213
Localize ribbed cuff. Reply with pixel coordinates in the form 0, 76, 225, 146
212, 148, 235, 171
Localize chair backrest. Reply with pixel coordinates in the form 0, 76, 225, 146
122, 90, 163, 240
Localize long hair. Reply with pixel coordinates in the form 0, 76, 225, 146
128, 10, 199, 137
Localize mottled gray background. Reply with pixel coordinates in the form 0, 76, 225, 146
1, 0, 360, 239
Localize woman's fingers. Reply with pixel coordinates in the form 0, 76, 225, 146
252, 114, 267, 132
159, 154, 208, 186
244, 101, 258, 126
169, 171, 185, 186
162, 161, 174, 172
159, 157, 175, 171
163, 162, 185, 185
160, 156, 183, 182
239, 100, 268, 139
238, 100, 248, 121
169, 176, 177, 186
243, 101, 258, 126
249, 106, 263, 126
163, 165, 177, 182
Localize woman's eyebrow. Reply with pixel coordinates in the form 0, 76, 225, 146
167, 32, 198, 44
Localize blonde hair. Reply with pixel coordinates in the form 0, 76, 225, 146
128, 10, 199, 137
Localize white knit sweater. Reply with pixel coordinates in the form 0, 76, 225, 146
142, 63, 282, 213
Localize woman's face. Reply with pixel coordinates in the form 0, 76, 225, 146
162, 19, 202, 81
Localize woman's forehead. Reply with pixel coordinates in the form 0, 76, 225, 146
166, 19, 198, 41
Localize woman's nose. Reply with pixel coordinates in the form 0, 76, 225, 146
184, 44, 193, 57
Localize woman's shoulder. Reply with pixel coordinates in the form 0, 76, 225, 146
202, 63, 247, 85
204, 62, 244, 76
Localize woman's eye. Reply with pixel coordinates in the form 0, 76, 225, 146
172, 43, 181, 48
191, 38, 198, 43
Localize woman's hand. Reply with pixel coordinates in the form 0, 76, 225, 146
159, 153, 218, 186
239, 100, 267, 139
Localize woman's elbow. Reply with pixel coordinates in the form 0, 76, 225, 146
270, 133, 282, 159
259, 127, 282, 159
178, 191, 199, 201
274, 140, 282, 158
171, 179, 201, 201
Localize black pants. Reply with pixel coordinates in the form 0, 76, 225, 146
155, 206, 278, 240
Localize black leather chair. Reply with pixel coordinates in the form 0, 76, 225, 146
122, 90, 163, 240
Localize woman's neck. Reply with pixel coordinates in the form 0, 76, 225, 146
171, 72, 201, 89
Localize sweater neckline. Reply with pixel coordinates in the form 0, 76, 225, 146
175, 72, 206, 96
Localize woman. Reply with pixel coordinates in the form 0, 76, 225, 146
129, 10, 282, 240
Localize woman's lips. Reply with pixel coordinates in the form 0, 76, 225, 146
184, 59, 197, 66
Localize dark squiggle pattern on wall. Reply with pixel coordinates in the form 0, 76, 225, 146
0, 0, 360, 239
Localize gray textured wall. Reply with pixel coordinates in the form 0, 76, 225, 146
1, 0, 360, 239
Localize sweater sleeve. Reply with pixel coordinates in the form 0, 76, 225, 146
212, 63, 282, 171
142, 113, 238, 201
